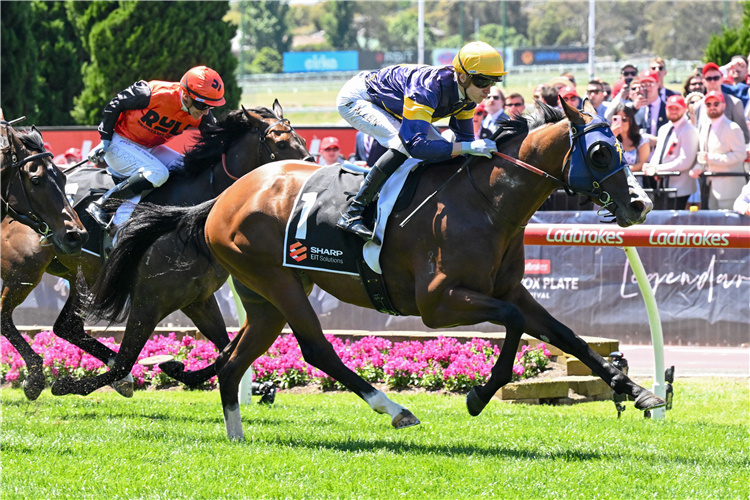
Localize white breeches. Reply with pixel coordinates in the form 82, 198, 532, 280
101, 132, 182, 188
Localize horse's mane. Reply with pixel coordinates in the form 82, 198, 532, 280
178, 107, 277, 178
490, 101, 565, 147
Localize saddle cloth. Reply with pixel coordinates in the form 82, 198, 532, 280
283, 159, 421, 275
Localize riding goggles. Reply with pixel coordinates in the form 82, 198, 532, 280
192, 100, 213, 111
471, 74, 503, 88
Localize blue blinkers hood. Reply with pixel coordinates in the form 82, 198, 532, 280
567, 114, 628, 195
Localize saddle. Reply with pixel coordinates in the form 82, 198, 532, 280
64, 167, 127, 258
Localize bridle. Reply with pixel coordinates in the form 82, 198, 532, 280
486, 115, 625, 220
220, 108, 314, 181
1, 122, 56, 243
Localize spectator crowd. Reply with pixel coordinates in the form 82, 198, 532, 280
48, 53, 750, 215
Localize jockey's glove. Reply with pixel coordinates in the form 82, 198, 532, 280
461, 138, 497, 158
88, 139, 111, 162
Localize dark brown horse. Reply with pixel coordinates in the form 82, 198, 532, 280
1, 122, 88, 400
2, 103, 311, 401
77, 99, 665, 440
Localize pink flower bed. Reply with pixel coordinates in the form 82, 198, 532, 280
0, 332, 551, 392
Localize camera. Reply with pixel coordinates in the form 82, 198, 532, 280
251, 381, 276, 404
624, 76, 634, 86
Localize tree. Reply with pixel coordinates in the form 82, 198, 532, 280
1, 1, 43, 123
251, 47, 282, 74
239, 0, 292, 67
321, 1, 358, 50
31, 1, 89, 126
704, 1, 750, 64
72, 1, 238, 125
383, 8, 436, 51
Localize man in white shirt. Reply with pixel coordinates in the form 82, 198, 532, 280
481, 86, 508, 134
643, 95, 698, 210
690, 91, 747, 209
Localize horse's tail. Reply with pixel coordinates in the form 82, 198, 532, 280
88, 199, 217, 324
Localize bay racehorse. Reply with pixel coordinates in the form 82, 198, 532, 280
76, 99, 666, 440
2, 121, 88, 400
2, 103, 311, 400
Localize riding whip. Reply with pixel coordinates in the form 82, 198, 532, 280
399, 127, 503, 228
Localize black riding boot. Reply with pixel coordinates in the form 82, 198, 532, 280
337, 148, 408, 243
86, 172, 155, 232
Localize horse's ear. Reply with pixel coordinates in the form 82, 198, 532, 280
241, 105, 266, 129
560, 95, 586, 125
273, 99, 283, 119
581, 97, 597, 116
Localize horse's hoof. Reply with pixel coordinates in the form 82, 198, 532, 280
51, 376, 75, 396
466, 387, 488, 417
634, 391, 666, 411
110, 373, 134, 398
22, 370, 46, 401
158, 360, 185, 379
391, 409, 420, 429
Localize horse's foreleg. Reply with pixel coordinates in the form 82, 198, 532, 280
159, 296, 230, 387
512, 286, 665, 411
1, 312, 46, 400
418, 286, 527, 416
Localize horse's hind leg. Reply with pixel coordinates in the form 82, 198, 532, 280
512, 286, 665, 411
52, 302, 161, 397
159, 296, 230, 387
215, 298, 288, 441
52, 285, 117, 363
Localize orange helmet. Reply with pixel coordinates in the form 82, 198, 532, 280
180, 66, 226, 107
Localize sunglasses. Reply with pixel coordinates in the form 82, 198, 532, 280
487, 95, 503, 101
505, 103, 524, 107
704, 101, 722, 108
704, 75, 722, 82
472, 75, 501, 89
563, 96, 579, 101
586, 89, 602, 94
192, 100, 213, 111
651, 65, 665, 71
622, 70, 637, 77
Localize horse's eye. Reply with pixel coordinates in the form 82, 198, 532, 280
30, 177, 41, 185
277, 141, 287, 150
588, 143, 612, 169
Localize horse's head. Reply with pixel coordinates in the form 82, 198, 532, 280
561, 98, 652, 227
1, 125, 87, 254
238, 100, 313, 164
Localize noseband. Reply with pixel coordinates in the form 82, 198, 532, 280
1, 122, 56, 243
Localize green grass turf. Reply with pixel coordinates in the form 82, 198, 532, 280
2, 378, 747, 499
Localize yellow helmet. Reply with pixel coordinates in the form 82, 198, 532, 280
452, 41, 507, 86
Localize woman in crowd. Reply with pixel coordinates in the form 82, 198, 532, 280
610, 103, 650, 173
